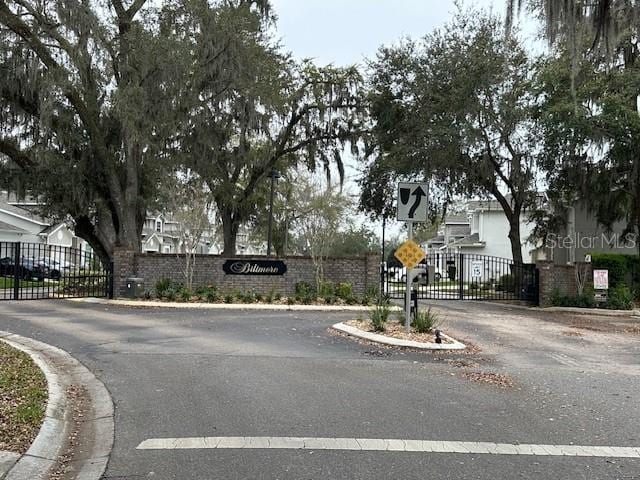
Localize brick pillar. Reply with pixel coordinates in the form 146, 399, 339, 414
536, 261, 555, 307
364, 252, 381, 296
112, 249, 136, 298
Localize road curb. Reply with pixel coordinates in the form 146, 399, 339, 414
331, 322, 466, 350
69, 297, 401, 312
473, 301, 640, 317
0, 332, 114, 480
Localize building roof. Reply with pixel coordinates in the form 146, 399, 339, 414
449, 233, 484, 247
426, 235, 445, 245
0, 191, 50, 225
443, 214, 469, 224
0, 220, 28, 233
449, 225, 471, 236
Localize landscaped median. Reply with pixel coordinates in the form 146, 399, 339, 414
0, 341, 47, 475
332, 321, 466, 350
332, 304, 466, 350
0, 332, 114, 480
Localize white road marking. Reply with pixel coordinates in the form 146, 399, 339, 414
136, 437, 640, 458
549, 353, 580, 367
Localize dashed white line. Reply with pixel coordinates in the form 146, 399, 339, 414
136, 436, 640, 458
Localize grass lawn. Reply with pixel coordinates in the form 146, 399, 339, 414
0, 341, 47, 453
0, 277, 45, 289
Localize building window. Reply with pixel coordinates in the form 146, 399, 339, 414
156, 220, 162, 233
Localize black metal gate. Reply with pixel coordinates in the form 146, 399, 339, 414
384, 253, 539, 304
0, 242, 112, 300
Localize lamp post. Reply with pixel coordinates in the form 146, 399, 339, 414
266, 168, 281, 256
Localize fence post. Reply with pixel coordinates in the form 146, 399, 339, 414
458, 253, 465, 300
13, 242, 20, 300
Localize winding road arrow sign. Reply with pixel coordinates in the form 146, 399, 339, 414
397, 182, 429, 222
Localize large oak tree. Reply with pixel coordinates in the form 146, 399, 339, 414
363, 10, 540, 263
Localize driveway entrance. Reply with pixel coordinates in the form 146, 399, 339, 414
385, 253, 538, 304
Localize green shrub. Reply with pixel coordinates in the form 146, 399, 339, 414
205, 289, 219, 303
551, 291, 596, 308
319, 281, 335, 297
318, 281, 337, 304
469, 281, 480, 291
336, 282, 354, 300
412, 307, 441, 333
286, 296, 295, 305
294, 281, 315, 304
365, 285, 380, 298
239, 291, 256, 303
369, 301, 390, 332
194, 285, 208, 297
605, 284, 634, 310
254, 292, 264, 302
591, 253, 633, 288
265, 289, 278, 303
295, 281, 314, 297
361, 295, 373, 306
179, 288, 192, 302
223, 293, 235, 304
165, 287, 177, 302
155, 278, 173, 298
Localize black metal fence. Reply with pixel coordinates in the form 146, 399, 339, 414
384, 253, 539, 304
0, 242, 112, 300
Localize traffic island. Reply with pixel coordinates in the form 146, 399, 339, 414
331, 321, 466, 350
0, 332, 114, 480
0, 341, 47, 476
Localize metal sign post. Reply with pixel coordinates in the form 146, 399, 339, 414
405, 222, 413, 331
395, 181, 429, 332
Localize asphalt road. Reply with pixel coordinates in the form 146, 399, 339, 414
0, 299, 639, 480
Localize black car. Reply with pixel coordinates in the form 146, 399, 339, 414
35, 258, 62, 280
0, 257, 48, 281
0, 257, 13, 276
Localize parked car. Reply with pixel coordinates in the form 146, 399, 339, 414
36, 258, 71, 280
0, 257, 14, 277
399, 263, 442, 284
0, 257, 48, 281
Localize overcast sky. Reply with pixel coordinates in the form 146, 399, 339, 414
267, 0, 542, 238
269, 0, 540, 67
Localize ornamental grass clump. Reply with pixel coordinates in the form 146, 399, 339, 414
369, 299, 391, 332
412, 307, 441, 333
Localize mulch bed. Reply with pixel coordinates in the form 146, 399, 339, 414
345, 319, 453, 344
0, 341, 47, 453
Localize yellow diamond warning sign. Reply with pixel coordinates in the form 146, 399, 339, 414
394, 239, 426, 269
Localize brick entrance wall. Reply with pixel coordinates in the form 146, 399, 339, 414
537, 261, 593, 307
114, 252, 380, 298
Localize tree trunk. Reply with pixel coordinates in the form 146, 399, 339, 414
220, 207, 240, 257
508, 218, 524, 265
74, 215, 113, 267
116, 205, 142, 251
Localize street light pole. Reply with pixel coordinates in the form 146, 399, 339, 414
266, 168, 280, 256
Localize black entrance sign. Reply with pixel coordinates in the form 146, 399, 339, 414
222, 259, 287, 276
